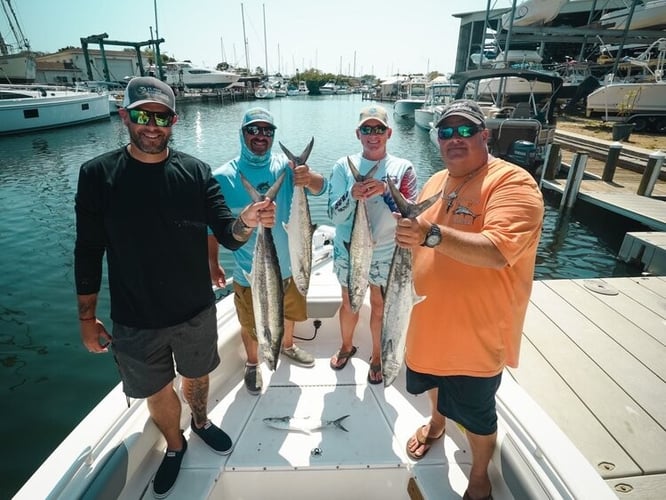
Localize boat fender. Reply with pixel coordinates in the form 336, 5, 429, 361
583, 279, 618, 296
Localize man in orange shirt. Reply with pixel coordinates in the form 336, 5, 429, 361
394, 100, 544, 500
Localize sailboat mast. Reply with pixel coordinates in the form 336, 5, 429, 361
241, 3, 250, 73
2, 0, 30, 51
263, 3, 269, 76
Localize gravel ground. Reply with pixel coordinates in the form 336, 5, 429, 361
556, 115, 665, 151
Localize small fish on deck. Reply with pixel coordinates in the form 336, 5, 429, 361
279, 138, 316, 297
262, 414, 350, 433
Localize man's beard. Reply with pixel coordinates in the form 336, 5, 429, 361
129, 128, 170, 155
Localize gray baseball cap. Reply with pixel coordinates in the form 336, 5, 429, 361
123, 76, 176, 113
435, 99, 485, 128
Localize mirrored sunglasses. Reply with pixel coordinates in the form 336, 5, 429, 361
243, 125, 275, 137
127, 109, 175, 127
437, 124, 481, 140
359, 125, 388, 136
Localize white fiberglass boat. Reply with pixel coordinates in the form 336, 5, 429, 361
163, 61, 240, 90
14, 227, 615, 500
0, 85, 110, 135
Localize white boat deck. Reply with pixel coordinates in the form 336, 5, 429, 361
510, 276, 666, 499
14, 260, 624, 500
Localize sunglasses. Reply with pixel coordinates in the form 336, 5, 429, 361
359, 125, 388, 136
127, 109, 175, 127
437, 124, 482, 140
243, 125, 275, 137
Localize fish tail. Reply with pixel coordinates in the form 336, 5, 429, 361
334, 414, 350, 432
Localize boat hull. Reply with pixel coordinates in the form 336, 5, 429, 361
414, 107, 435, 130
586, 82, 666, 115
600, 0, 666, 30
0, 90, 110, 135
394, 99, 425, 119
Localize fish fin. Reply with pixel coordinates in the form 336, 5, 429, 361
347, 156, 361, 181
278, 142, 298, 164
364, 161, 381, 180
239, 172, 261, 202
335, 415, 350, 432
265, 170, 287, 200
299, 137, 315, 163
279, 137, 314, 165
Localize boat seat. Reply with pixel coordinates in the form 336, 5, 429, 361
511, 102, 533, 118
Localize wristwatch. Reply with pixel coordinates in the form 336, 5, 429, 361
421, 223, 442, 248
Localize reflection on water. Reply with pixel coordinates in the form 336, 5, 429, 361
0, 94, 640, 497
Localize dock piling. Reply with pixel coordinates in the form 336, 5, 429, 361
601, 142, 623, 182
637, 152, 666, 197
560, 153, 588, 211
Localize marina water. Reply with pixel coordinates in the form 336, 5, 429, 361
0, 94, 639, 497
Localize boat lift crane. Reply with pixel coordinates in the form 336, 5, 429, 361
80, 33, 166, 83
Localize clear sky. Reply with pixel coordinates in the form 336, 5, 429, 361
1, 0, 504, 78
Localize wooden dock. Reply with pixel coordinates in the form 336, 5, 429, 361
509, 276, 666, 499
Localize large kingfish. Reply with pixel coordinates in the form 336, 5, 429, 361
263, 414, 350, 433
279, 138, 316, 297
240, 171, 286, 371
381, 177, 442, 387
346, 157, 380, 313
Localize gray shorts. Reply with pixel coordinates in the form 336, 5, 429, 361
110, 304, 220, 399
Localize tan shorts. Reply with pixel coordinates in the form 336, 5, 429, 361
233, 277, 307, 339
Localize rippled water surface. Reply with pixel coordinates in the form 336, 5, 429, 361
0, 94, 639, 497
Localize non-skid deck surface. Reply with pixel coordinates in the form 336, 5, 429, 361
509, 276, 666, 499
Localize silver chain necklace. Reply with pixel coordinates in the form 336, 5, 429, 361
442, 166, 485, 213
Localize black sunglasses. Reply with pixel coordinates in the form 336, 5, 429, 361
127, 109, 175, 127
437, 124, 482, 140
243, 125, 275, 137
359, 125, 388, 136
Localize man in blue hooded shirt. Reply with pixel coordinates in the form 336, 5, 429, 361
208, 108, 327, 394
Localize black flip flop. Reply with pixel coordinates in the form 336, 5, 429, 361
330, 346, 357, 370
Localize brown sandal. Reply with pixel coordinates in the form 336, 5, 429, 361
367, 358, 382, 384
329, 346, 357, 370
406, 424, 444, 460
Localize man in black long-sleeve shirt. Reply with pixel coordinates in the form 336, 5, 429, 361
74, 76, 274, 498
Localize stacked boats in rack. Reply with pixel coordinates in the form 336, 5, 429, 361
0, 84, 111, 135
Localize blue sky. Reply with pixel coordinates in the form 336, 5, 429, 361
2, 0, 501, 77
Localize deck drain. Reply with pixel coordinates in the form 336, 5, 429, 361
583, 279, 619, 296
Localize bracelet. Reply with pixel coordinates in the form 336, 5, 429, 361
238, 214, 251, 230
79, 317, 96, 321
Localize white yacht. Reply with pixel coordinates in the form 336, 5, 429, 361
0, 85, 110, 135
162, 61, 240, 90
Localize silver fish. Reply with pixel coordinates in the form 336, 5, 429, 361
346, 157, 380, 313
240, 171, 286, 371
279, 138, 316, 297
381, 177, 441, 387
262, 414, 350, 433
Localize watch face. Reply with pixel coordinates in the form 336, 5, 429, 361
424, 224, 441, 247
426, 234, 441, 247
